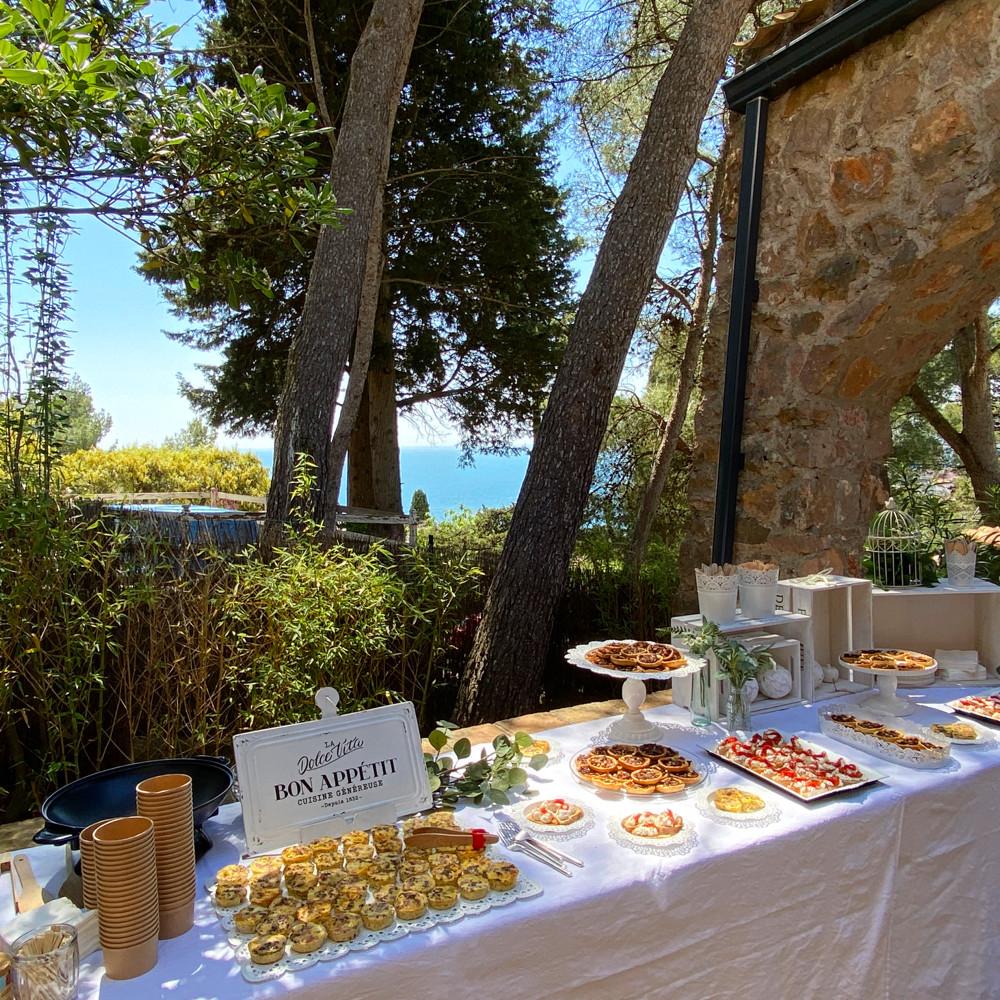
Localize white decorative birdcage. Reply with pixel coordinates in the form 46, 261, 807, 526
866, 498, 922, 588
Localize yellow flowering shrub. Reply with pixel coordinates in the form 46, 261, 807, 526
59, 446, 270, 496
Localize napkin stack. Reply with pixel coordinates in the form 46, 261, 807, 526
934, 649, 987, 681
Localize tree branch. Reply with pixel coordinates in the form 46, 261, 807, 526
907, 382, 970, 461
303, 0, 337, 156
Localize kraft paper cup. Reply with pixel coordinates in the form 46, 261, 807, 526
93, 816, 155, 849
103, 935, 158, 980
136, 773, 192, 800
158, 898, 195, 940
80, 819, 116, 911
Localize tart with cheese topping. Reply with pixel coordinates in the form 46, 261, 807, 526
288, 921, 326, 954
248, 933, 286, 965
395, 891, 428, 920
216, 864, 250, 886
426, 885, 459, 910
323, 912, 361, 942
214, 884, 246, 908
360, 901, 395, 930
257, 912, 295, 937
233, 904, 270, 935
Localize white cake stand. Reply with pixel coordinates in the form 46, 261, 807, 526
566, 641, 704, 742
839, 656, 938, 717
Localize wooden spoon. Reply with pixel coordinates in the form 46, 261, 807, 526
12, 854, 50, 913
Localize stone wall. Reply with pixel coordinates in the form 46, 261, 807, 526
682, 0, 1000, 600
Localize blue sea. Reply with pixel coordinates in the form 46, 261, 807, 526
251, 446, 528, 518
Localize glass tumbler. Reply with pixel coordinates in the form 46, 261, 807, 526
10, 924, 79, 1000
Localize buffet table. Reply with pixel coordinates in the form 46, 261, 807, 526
4, 687, 999, 1000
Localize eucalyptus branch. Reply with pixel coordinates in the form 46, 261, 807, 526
425, 721, 547, 807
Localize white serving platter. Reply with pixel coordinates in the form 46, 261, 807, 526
565, 640, 704, 682
702, 732, 885, 803
945, 689, 1000, 727
816, 707, 950, 770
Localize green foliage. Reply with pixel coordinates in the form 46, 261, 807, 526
712, 638, 774, 691
419, 505, 516, 550
671, 619, 720, 656
424, 726, 546, 806
153, 0, 576, 450
57, 375, 112, 453
0, 0, 347, 294
671, 620, 773, 691
409, 489, 430, 522
59, 444, 270, 494
0, 487, 481, 818
163, 417, 217, 450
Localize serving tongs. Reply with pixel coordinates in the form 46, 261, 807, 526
404, 827, 499, 850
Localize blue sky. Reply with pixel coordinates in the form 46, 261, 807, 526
63, 0, 597, 450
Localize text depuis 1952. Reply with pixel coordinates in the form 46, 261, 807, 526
275, 756, 399, 801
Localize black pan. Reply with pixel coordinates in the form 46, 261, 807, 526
33, 755, 234, 857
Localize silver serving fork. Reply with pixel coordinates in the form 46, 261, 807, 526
493, 816, 572, 877
494, 812, 582, 871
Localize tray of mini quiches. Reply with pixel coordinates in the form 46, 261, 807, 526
571, 742, 711, 797
818, 706, 950, 769
207, 812, 541, 983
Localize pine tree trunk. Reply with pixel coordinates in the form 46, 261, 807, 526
632, 140, 728, 568
369, 292, 403, 525
348, 382, 376, 509
265, 0, 423, 531
454, 0, 752, 725
908, 310, 1000, 521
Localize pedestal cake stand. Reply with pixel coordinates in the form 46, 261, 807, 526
839, 655, 938, 717
565, 640, 704, 742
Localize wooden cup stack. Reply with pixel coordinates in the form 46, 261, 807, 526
135, 774, 196, 941
91, 817, 159, 979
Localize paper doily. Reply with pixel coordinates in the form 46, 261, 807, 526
693, 785, 782, 829
606, 813, 698, 857
511, 798, 595, 840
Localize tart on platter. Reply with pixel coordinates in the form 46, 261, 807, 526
571, 743, 707, 796
583, 640, 688, 673
839, 648, 937, 672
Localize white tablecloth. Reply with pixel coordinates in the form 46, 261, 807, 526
4, 688, 999, 1000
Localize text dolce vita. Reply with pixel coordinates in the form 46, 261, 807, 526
274, 756, 400, 803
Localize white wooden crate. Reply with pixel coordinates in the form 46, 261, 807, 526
777, 576, 873, 694
872, 579, 1000, 682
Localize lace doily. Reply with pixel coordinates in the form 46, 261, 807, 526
737, 567, 779, 587
694, 571, 738, 593
692, 785, 782, 829
511, 797, 595, 840
818, 711, 952, 770
606, 814, 698, 857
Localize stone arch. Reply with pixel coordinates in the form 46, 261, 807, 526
684, 0, 1000, 588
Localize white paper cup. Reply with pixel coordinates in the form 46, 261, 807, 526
697, 587, 738, 625
739, 582, 778, 619
945, 549, 977, 587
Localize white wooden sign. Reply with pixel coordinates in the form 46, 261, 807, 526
233, 688, 432, 853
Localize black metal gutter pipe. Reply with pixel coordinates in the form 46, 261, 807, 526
710, 0, 949, 565
723, 0, 949, 113
712, 96, 768, 566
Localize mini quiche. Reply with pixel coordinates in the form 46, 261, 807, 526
248, 933, 286, 966
288, 921, 326, 954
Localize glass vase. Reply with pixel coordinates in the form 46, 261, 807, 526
726, 683, 753, 732
690, 662, 712, 728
